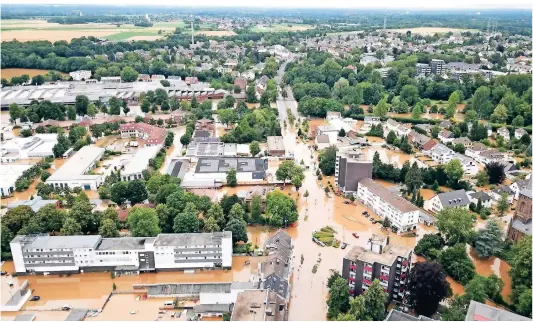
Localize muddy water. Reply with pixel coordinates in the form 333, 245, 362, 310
467, 245, 512, 301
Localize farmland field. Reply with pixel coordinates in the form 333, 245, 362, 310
1, 68, 68, 79
250, 23, 315, 32
388, 27, 478, 34
1, 19, 185, 42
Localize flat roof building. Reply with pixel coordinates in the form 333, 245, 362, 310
267, 136, 285, 157
335, 147, 372, 194
10, 232, 232, 275
45, 146, 105, 191
0, 164, 32, 197
121, 145, 161, 181
231, 290, 287, 321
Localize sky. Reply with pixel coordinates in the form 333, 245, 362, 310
2, 0, 532, 10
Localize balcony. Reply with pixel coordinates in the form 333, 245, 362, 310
363, 266, 373, 273
348, 277, 356, 282
381, 266, 390, 273
350, 265, 356, 270
402, 260, 409, 266
362, 279, 372, 286
380, 281, 388, 287
401, 266, 408, 272
380, 274, 389, 281
400, 273, 407, 279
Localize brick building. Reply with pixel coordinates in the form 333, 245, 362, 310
507, 189, 532, 243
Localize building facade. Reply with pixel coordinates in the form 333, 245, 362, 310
335, 148, 373, 194
342, 235, 412, 303
357, 178, 420, 233
10, 232, 232, 275
506, 189, 532, 243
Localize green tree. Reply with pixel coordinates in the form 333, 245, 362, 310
475, 171, 489, 186
110, 181, 129, 205
405, 162, 423, 194
2, 206, 34, 234
87, 103, 97, 117
407, 262, 450, 316
509, 235, 532, 309
61, 216, 83, 236
266, 190, 298, 226
444, 159, 464, 184
327, 276, 350, 319
471, 86, 492, 118
225, 218, 248, 244
173, 202, 200, 233
206, 203, 226, 229
446, 91, 461, 119
120, 66, 139, 82
464, 275, 489, 303
98, 218, 120, 237
109, 97, 122, 115
228, 203, 246, 222
374, 98, 388, 117
127, 207, 161, 237
250, 141, 260, 156
486, 162, 505, 184
180, 133, 191, 146
319, 146, 338, 176
412, 104, 423, 119
203, 216, 220, 233
442, 295, 469, 321
9, 103, 23, 121
127, 180, 148, 204
475, 219, 503, 258
346, 279, 387, 321
250, 195, 263, 224
414, 234, 444, 260
491, 104, 508, 123
496, 193, 509, 215
75, 95, 90, 116
386, 130, 397, 145
66, 106, 77, 120
141, 99, 150, 113
439, 243, 476, 284
226, 168, 237, 187
436, 208, 474, 244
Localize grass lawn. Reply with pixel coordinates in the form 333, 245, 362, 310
153, 21, 186, 29
103, 31, 161, 41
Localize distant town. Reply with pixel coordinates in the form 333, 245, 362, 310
0, 4, 532, 322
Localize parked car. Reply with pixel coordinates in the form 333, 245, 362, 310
312, 237, 325, 247
352, 233, 359, 238
344, 201, 350, 204
0, 271, 7, 276
362, 211, 369, 215
29, 296, 40, 301
340, 242, 347, 249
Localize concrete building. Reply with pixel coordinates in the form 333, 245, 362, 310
119, 123, 166, 146
342, 235, 412, 303
415, 63, 431, 76
7, 196, 58, 212
0, 164, 32, 197
231, 290, 287, 321
424, 189, 470, 213
10, 232, 232, 275
267, 136, 285, 157
188, 157, 267, 183
69, 70, 92, 81
357, 178, 420, 233
45, 146, 105, 191
506, 189, 532, 243
465, 300, 530, 321
316, 126, 338, 145
121, 145, 161, 181
335, 148, 373, 194
430, 59, 446, 75
237, 186, 274, 212
257, 230, 293, 300
1, 134, 58, 163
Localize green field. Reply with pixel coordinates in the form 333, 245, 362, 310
250, 23, 314, 33
103, 31, 162, 41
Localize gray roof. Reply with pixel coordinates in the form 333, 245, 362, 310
46, 146, 104, 182
316, 135, 330, 143
520, 189, 532, 199
153, 232, 231, 247
267, 136, 285, 152
7, 197, 58, 212
492, 185, 514, 196
437, 189, 470, 207
13, 314, 37, 321
468, 191, 493, 202
96, 237, 154, 251
193, 304, 231, 314
14, 235, 101, 250
511, 218, 532, 235
194, 130, 212, 138
515, 178, 532, 192
167, 159, 189, 179
195, 157, 267, 176
359, 178, 419, 213
385, 309, 434, 321
465, 300, 531, 321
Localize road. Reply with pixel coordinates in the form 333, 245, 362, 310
160, 125, 186, 174
275, 59, 298, 121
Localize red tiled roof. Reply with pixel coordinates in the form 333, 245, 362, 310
119, 122, 166, 145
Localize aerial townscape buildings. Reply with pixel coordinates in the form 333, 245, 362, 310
0, 4, 532, 322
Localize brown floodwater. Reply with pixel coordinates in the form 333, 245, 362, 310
467, 245, 512, 301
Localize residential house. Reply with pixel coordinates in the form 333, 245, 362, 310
363, 116, 381, 126
438, 130, 454, 144
509, 177, 532, 200
427, 144, 455, 164
467, 191, 494, 208
231, 290, 287, 321
515, 128, 527, 140
257, 230, 293, 299
315, 135, 331, 150
424, 189, 470, 213
488, 185, 515, 204
506, 189, 532, 243
465, 143, 489, 163
408, 132, 431, 148
452, 137, 472, 148
496, 127, 510, 141
255, 75, 269, 95
326, 111, 342, 121
267, 136, 285, 157
456, 154, 479, 176
439, 120, 452, 129
478, 150, 507, 165
237, 186, 274, 212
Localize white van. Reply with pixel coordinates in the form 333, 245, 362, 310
164, 301, 174, 307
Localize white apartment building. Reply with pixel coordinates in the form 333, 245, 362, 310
426, 144, 455, 164
69, 70, 92, 81
45, 145, 105, 190
357, 178, 420, 233
10, 232, 232, 275
316, 126, 338, 144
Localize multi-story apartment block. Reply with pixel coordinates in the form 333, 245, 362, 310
342, 235, 413, 303
415, 63, 430, 76
357, 178, 420, 233
10, 232, 232, 275
335, 148, 373, 194
430, 59, 446, 75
